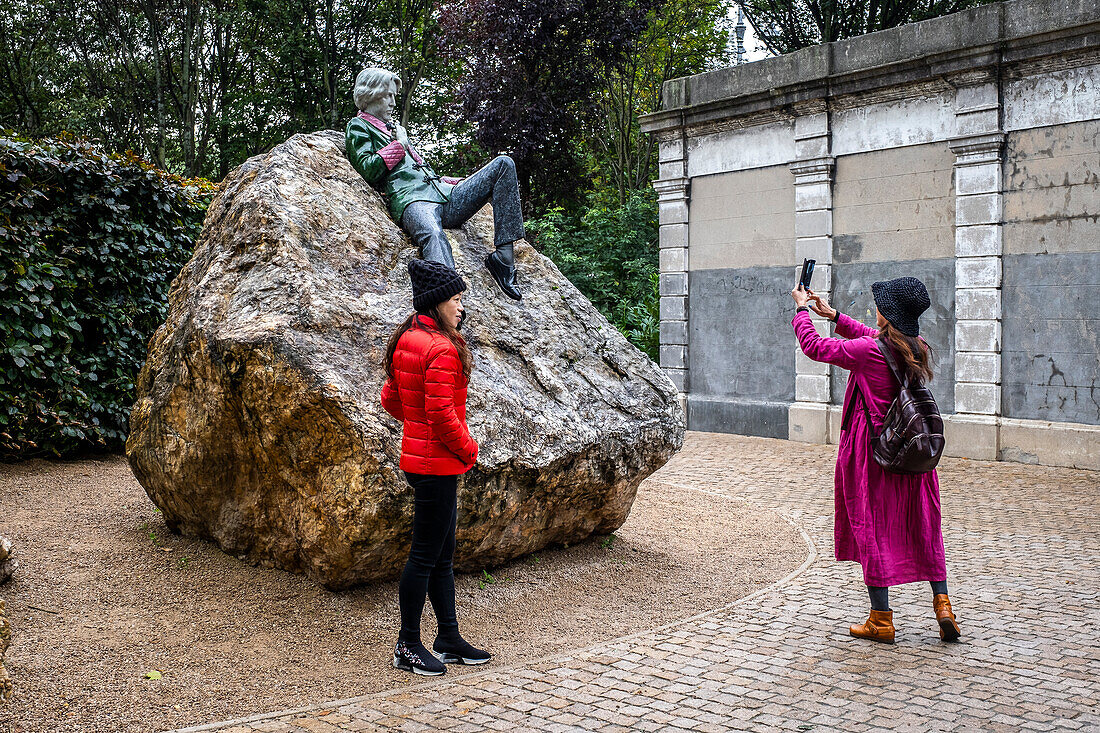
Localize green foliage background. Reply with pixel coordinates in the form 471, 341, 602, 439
528, 191, 660, 360
0, 133, 212, 458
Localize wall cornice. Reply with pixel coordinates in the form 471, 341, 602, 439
639, 0, 1100, 139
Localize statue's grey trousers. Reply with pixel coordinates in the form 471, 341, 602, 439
400, 155, 525, 269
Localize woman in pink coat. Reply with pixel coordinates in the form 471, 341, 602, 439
791, 277, 960, 644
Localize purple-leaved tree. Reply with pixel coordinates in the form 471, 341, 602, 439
439, 0, 658, 213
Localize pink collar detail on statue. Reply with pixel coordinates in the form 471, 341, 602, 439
357, 111, 391, 135
357, 111, 425, 166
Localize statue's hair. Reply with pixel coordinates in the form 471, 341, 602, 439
353, 68, 401, 111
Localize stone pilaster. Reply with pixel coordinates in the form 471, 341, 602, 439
653, 137, 690, 402
948, 77, 1004, 459
787, 110, 835, 443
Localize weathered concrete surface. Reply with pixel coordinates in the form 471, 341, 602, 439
641, 0, 1099, 468
1004, 121, 1100, 256
126, 131, 684, 590
688, 266, 795, 439
1002, 252, 1100, 425
832, 144, 955, 263
644, 0, 1100, 126
689, 166, 795, 270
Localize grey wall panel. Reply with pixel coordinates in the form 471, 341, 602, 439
687, 396, 789, 439
1004, 120, 1100, 256
829, 259, 956, 413
689, 266, 796, 437
689, 166, 796, 271
833, 144, 955, 263
1003, 252, 1100, 425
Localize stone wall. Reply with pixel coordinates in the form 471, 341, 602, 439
687, 166, 796, 437
1002, 120, 1100, 427
831, 145, 958, 414
641, 0, 1100, 469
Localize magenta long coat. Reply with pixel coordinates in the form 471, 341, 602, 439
792, 310, 947, 587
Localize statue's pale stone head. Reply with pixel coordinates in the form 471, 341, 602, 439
354, 67, 401, 121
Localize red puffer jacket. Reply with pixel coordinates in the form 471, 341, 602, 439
381, 316, 478, 475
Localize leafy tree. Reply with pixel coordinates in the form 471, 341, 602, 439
588, 0, 731, 205
534, 1, 731, 363
0, 0, 457, 179
741, 0, 997, 54
0, 0, 71, 134
439, 0, 658, 213
527, 190, 659, 359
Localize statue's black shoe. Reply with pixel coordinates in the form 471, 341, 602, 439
433, 635, 492, 665
485, 250, 522, 301
393, 640, 446, 676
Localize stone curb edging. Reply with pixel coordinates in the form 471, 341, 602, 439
165, 482, 818, 733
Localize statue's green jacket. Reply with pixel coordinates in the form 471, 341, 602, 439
345, 116, 454, 222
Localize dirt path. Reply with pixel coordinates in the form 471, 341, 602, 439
0, 455, 803, 732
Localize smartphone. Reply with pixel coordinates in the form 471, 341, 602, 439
799, 258, 816, 290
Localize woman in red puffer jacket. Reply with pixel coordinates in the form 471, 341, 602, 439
380, 258, 489, 677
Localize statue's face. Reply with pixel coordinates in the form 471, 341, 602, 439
365, 80, 398, 122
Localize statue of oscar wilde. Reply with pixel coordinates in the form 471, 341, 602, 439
345, 67, 522, 300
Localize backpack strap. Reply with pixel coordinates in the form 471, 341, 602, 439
842, 339, 904, 439
875, 338, 908, 388
851, 339, 902, 440
854, 382, 879, 440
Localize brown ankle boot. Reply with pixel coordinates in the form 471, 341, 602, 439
933, 594, 961, 641
849, 609, 895, 643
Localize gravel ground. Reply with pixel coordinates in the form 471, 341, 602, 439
0, 455, 804, 732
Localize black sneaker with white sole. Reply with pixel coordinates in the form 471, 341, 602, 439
432, 635, 492, 665
393, 639, 446, 676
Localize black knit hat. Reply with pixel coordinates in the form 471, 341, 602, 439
871, 276, 931, 337
408, 259, 466, 313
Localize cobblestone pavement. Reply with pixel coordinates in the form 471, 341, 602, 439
175, 432, 1100, 732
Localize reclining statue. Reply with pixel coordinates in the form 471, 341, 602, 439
345, 67, 522, 300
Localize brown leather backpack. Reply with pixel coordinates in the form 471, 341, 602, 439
854, 339, 945, 475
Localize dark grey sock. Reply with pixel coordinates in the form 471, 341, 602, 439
868, 585, 890, 611
931, 580, 949, 596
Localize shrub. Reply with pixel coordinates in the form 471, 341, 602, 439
0, 132, 213, 458
528, 190, 659, 360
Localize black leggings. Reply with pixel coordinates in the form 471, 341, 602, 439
398, 472, 459, 644
868, 581, 949, 611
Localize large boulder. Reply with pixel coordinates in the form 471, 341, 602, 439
126, 131, 683, 590
0, 537, 13, 585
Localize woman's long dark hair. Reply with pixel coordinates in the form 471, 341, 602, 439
383, 304, 473, 380
878, 321, 934, 384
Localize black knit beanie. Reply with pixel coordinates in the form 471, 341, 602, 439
408, 259, 466, 313
871, 276, 931, 337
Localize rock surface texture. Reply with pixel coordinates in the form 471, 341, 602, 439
0, 537, 14, 585
127, 131, 684, 590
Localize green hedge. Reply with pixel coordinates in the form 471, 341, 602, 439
528, 190, 660, 360
1, 132, 213, 458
